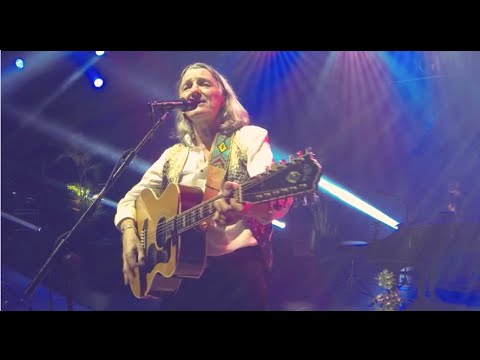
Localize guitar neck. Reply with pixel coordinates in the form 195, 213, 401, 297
166, 178, 253, 235
169, 195, 222, 235
165, 154, 320, 235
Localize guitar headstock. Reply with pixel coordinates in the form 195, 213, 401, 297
240, 148, 323, 204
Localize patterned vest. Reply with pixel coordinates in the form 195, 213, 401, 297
159, 132, 274, 271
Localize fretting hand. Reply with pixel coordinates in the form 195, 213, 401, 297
212, 181, 249, 226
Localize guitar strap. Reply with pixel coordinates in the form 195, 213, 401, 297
203, 132, 233, 201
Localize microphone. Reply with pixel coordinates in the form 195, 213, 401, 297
148, 97, 200, 111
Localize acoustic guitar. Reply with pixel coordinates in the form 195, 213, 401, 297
130, 150, 323, 299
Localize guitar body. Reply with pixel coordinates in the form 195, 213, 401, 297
130, 183, 206, 299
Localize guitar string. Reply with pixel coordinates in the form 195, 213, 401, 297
144, 159, 318, 243
143, 166, 284, 243
145, 161, 318, 244
143, 170, 275, 242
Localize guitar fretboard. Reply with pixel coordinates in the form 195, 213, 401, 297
164, 201, 217, 236
157, 188, 233, 240
155, 157, 316, 240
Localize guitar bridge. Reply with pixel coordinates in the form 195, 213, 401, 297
141, 218, 148, 248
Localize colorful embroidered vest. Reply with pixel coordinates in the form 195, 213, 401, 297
159, 132, 274, 270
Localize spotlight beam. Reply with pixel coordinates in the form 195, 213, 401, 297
1, 211, 42, 232
318, 177, 399, 229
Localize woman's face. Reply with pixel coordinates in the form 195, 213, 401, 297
179, 67, 224, 124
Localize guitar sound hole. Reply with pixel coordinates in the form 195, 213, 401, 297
146, 245, 170, 271
156, 217, 167, 248
157, 249, 169, 263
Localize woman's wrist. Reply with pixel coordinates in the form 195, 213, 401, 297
121, 224, 136, 234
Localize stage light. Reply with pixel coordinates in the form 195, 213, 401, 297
95, 51, 105, 56
1, 211, 41, 232
93, 77, 104, 88
318, 177, 399, 229
273, 220, 286, 229
15, 58, 24, 69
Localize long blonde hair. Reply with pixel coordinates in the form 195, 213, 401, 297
173, 63, 249, 143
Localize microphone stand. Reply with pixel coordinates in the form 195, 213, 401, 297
22, 107, 171, 309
